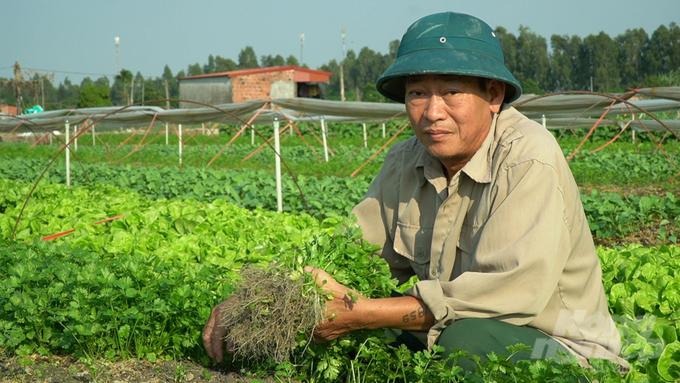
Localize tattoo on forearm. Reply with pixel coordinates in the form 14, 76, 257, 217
402, 304, 429, 323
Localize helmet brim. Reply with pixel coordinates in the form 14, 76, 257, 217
376, 47, 522, 104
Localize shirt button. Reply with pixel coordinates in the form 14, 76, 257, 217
431, 267, 439, 277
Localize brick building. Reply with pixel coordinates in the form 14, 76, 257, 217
0, 105, 18, 115
178, 65, 331, 109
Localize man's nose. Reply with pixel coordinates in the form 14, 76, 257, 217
423, 95, 448, 122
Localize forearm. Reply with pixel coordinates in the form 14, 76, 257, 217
351, 295, 435, 332
307, 266, 435, 342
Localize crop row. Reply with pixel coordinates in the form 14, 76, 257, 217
0, 156, 370, 219
0, 156, 678, 245
1, 141, 388, 178
0, 178, 321, 270
3, 141, 680, 184
1, 179, 679, 381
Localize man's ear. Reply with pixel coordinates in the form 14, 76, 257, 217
487, 80, 506, 114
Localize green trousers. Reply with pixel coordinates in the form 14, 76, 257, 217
393, 318, 571, 372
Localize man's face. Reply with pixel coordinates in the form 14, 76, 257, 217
404, 75, 504, 172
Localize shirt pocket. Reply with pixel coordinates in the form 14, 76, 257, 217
456, 223, 474, 273
393, 222, 432, 279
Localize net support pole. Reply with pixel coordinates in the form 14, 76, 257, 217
362, 123, 368, 148
382, 122, 386, 138
92, 124, 96, 146
74, 125, 78, 151
631, 114, 636, 144
165, 123, 169, 145
542, 114, 546, 129
65, 119, 71, 186
272, 114, 283, 212
179, 123, 183, 166
251, 126, 255, 145
321, 116, 329, 162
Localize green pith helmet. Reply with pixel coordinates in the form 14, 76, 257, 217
376, 12, 522, 104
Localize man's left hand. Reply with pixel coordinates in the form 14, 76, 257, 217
304, 266, 368, 342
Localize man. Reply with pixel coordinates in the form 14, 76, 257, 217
203, 11, 629, 372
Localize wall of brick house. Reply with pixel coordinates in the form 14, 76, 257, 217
0, 105, 17, 115
231, 70, 295, 103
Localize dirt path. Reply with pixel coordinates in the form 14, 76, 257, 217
0, 354, 276, 383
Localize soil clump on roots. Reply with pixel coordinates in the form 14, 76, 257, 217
219, 265, 324, 363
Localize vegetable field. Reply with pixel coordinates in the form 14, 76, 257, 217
1, 122, 680, 382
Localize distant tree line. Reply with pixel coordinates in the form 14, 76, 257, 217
1, 23, 678, 111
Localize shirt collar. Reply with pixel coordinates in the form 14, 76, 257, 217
459, 110, 499, 184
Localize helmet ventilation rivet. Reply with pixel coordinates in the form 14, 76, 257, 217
439, 37, 446, 43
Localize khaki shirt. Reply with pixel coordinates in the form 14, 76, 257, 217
352, 105, 629, 369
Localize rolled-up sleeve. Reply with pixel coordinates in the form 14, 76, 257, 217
406, 159, 572, 347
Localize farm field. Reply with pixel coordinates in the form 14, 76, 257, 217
1, 124, 680, 382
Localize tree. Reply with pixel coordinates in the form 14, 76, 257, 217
161, 65, 179, 107
260, 54, 285, 67
94, 77, 110, 88
134, 71, 145, 103
112, 69, 133, 105
347, 47, 388, 101
57, 77, 79, 108
388, 39, 400, 59
162, 65, 174, 81
645, 24, 671, 75
238, 46, 259, 69
38, 76, 57, 110
362, 82, 382, 102
140, 78, 164, 107
670, 23, 680, 74
215, 56, 238, 72
516, 26, 549, 93
204, 54, 216, 74
616, 28, 648, 88
320, 59, 340, 100
495, 27, 519, 80
78, 83, 112, 108
80, 77, 93, 88
285, 55, 299, 66
187, 63, 203, 76
548, 34, 582, 91
581, 32, 621, 92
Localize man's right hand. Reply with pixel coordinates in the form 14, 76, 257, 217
202, 296, 237, 363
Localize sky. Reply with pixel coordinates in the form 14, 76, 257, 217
1, 0, 679, 86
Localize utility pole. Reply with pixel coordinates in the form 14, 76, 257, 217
340, 27, 346, 101
300, 33, 305, 66
13, 62, 23, 114
164, 79, 171, 110
115, 37, 120, 75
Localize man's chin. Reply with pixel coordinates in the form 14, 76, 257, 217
426, 149, 461, 164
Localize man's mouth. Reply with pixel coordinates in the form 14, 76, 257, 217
423, 130, 451, 140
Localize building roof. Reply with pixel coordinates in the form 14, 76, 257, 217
179, 65, 332, 82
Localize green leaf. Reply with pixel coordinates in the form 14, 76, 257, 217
658, 341, 680, 381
